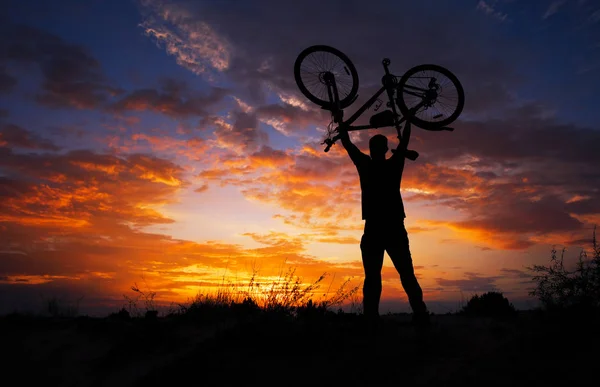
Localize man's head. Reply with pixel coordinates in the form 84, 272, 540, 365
369, 134, 388, 159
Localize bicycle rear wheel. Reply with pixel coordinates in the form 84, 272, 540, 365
294, 45, 359, 110
396, 64, 464, 130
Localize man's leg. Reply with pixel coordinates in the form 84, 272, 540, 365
385, 223, 428, 316
360, 221, 385, 319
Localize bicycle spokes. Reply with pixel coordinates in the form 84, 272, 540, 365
295, 46, 464, 152
428, 77, 439, 90
399, 70, 461, 124
297, 50, 356, 104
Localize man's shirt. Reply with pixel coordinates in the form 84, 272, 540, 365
346, 144, 406, 221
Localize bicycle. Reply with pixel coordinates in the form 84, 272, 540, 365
293, 45, 465, 158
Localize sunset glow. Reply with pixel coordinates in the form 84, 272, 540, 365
1, 0, 599, 316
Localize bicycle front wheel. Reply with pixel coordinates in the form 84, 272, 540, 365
396, 64, 464, 130
294, 45, 359, 110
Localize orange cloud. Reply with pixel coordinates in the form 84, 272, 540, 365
129, 133, 210, 160
249, 146, 294, 168
110, 86, 228, 118
0, 145, 373, 314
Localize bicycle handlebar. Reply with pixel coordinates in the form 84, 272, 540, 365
323, 132, 419, 161
323, 136, 338, 153
325, 125, 454, 151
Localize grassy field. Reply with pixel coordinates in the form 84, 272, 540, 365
3, 308, 599, 387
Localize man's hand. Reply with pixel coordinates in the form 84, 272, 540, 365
338, 126, 349, 141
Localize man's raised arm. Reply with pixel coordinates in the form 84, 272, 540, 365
339, 128, 368, 166
392, 107, 419, 161
399, 106, 418, 152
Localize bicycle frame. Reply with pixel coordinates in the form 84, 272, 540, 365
338, 83, 419, 131
322, 58, 432, 152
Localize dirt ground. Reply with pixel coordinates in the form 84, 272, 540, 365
3, 311, 598, 387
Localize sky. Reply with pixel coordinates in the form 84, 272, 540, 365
1, 0, 599, 316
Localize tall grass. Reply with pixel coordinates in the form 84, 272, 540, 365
40, 295, 84, 318
124, 266, 361, 319
123, 276, 157, 318
184, 267, 359, 317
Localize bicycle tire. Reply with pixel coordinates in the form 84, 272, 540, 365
396, 64, 464, 130
294, 45, 359, 110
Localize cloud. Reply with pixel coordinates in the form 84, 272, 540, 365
1, 24, 233, 122
393, 107, 600, 249
137, 0, 521, 109
0, 145, 205, 315
543, 1, 566, 19
0, 148, 188, 230
0, 65, 17, 93
4, 0, 599, 315
191, 100, 600, 252
255, 102, 328, 135
0, 143, 367, 313
191, 103, 599, 251
249, 146, 294, 168
412, 104, 600, 166
208, 111, 269, 153
499, 268, 532, 279
476, 0, 508, 22
139, 0, 232, 77
195, 142, 362, 231
416, 177, 589, 250
110, 81, 229, 118
127, 133, 210, 161
435, 272, 501, 293
0, 23, 123, 108
0, 180, 368, 314
194, 184, 209, 193
0, 124, 60, 150
406, 226, 438, 234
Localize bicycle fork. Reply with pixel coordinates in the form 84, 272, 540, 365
381, 58, 405, 141
324, 72, 343, 124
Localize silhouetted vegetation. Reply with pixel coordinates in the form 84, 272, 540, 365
8, 240, 600, 387
459, 291, 517, 318
123, 279, 157, 317
108, 307, 131, 321
5, 260, 600, 387
120, 266, 361, 322
40, 295, 84, 318
528, 227, 600, 315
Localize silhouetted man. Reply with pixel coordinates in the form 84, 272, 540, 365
339, 119, 429, 327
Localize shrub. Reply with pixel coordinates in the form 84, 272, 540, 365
41, 295, 84, 318
109, 308, 131, 321
460, 291, 517, 318
528, 227, 600, 314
